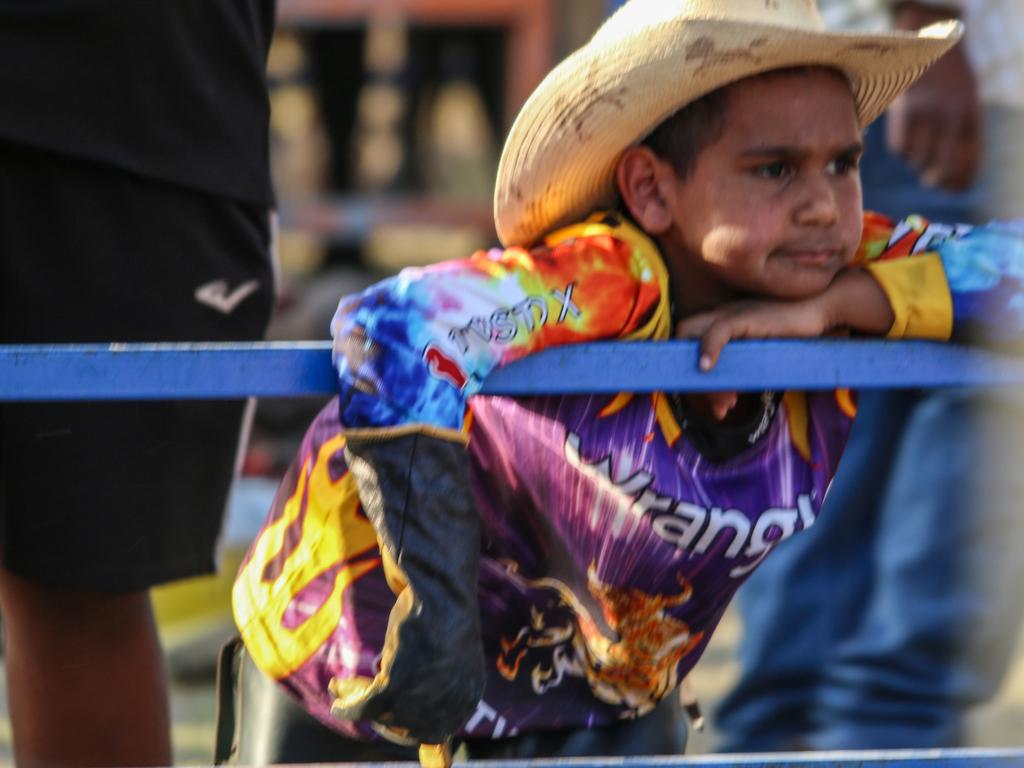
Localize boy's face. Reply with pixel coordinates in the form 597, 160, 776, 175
662, 68, 864, 312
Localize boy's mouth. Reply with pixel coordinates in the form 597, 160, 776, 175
774, 248, 841, 267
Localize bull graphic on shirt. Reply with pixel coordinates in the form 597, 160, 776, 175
496, 561, 704, 716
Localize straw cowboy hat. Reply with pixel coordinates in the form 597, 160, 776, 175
494, 0, 963, 247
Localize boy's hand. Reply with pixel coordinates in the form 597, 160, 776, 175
678, 296, 832, 372
677, 268, 894, 370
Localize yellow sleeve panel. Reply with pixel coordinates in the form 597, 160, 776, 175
864, 254, 954, 340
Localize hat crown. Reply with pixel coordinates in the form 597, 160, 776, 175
495, 0, 960, 247
593, 0, 826, 43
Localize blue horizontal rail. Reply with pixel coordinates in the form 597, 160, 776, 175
1, 340, 1024, 401
475, 751, 1024, 767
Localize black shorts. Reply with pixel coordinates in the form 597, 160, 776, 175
0, 140, 274, 591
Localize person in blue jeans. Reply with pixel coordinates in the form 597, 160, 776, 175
715, 1, 1024, 750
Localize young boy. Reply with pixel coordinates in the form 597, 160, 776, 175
230, 0, 1024, 761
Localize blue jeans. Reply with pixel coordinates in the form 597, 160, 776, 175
716, 116, 1024, 751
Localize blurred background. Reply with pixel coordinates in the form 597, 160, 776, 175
2, 1, 1022, 764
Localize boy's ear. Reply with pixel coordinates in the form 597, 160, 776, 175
616, 146, 675, 236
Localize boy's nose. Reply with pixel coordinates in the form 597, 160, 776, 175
793, 174, 839, 228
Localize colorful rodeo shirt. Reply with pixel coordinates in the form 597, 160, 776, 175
232, 211, 1024, 740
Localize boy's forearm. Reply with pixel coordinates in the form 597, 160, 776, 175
820, 268, 896, 336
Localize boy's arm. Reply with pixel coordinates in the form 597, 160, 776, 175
329, 214, 670, 746
864, 216, 1024, 342
333, 214, 669, 433
677, 268, 895, 371
682, 214, 1024, 368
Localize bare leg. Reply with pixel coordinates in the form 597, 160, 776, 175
0, 566, 172, 768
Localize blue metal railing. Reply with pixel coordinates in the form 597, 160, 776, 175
475, 752, 1024, 766
3, 339, 1024, 401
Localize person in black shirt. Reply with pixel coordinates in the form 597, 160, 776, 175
0, 2, 275, 765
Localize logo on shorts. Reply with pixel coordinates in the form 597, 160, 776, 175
194, 279, 260, 314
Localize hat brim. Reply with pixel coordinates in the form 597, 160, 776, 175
494, 18, 963, 247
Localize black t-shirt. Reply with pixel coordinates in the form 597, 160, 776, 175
0, 0, 275, 207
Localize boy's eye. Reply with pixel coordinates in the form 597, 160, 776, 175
754, 161, 792, 180
827, 154, 860, 175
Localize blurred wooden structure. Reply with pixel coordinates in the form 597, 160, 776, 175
278, 0, 556, 125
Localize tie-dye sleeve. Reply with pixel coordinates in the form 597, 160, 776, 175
934, 220, 1024, 340
331, 216, 671, 432
856, 212, 1024, 341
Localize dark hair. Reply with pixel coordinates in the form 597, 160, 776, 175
640, 86, 731, 180
640, 67, 846, 180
